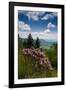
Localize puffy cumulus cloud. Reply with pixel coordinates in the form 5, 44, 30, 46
44, 29, 51, 33
41, 12, 57, 20
41, 14, 54, 20
26, 11, 45, 21
18, 31, 30, 38
47, 22, 56, 29
18, 11, 57, 21
18, 21, 31, 31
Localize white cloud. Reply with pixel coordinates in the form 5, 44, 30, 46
26, 11, 45, 21
44, 29, 51, 33
19, 31, 57, 42
41, 14, 54, 20
47, 22, 56, 29
18, 11, 57, 21
18, 21, 31, 31
18, 10, 25, 13
41, 12, 57, 20
51, 12, 57, 16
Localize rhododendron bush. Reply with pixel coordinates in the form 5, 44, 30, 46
18, 47, 57, 79
22, 48, 53, 70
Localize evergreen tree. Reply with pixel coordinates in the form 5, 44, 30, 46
23, 39, 28, 48
18, 34, 23, 48
27, 33, 34, 48
35, 37, 40, 48
18, 34, 20, 40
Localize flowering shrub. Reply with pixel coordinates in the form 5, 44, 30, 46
22, 48, 53, 70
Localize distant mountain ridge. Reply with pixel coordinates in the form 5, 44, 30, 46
39, 39, 57, 48
19, 37, 57, 48
39, 39, 52, 48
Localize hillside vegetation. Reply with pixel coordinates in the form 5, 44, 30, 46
18, 34, 57, 79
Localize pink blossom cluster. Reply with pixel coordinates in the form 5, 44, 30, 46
22, 48, 53, 70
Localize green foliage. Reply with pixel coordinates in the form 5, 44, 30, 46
45, 43, 57, 69
27, 34, 34, 48
18, 34, 57, 79
18, 47, 57, 79
23, 40, 28, 48
35, 37, 40, 48
19, 34, 41, 48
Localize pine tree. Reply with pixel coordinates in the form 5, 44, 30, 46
27, 33, 34, 48
35, 37, 40, 48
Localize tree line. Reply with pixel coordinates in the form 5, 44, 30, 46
18, 33, 40, 48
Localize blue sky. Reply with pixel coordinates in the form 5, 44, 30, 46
18, 10, 58, 42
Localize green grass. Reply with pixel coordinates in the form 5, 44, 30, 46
18, 47, 57, 79
44, 47, 57, 69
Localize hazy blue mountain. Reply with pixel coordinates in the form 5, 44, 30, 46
39, 39, 57, 48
